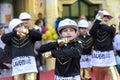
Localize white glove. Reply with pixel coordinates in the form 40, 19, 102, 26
42, 51, 52, 59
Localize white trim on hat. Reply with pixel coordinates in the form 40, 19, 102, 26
57, 18, 78, 34
9, 19, 22, 32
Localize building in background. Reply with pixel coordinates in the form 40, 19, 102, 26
0, 0, 120, 30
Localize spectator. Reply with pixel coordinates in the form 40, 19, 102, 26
79, 15, 87, 20
55, 17, 64, 35
0, 26, 5, 49
34, 19, 44, 71
0, 26, 10, 74
113, 23, 120, 73
36, 12, 46, 27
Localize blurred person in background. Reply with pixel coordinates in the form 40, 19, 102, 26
34, 19, 44, 71
55, 17, 64, 35
77, 20, 93, 80
78, 15, 93, 35
0, 25, 5, 49
79, 15, 87, 20
113, 22, 120, 73
0, 25, 10, 74
19, 12, 32, 29
36, 12, 46, 27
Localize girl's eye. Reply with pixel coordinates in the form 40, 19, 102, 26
62, 28, 75, 32
62, 29, 67, 32
70, 29, 75, 32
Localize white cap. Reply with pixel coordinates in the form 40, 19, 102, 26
19, 12, 31, 20
9, 19, 22, 32
102, 10, 113, 19
78, 20, 89, 28
57, 18, 78, 33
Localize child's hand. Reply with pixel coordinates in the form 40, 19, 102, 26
57, 38, 68, 47
32, 25, 39, 30
16, 32, 26, 39
15, 28, 29, 39
95, 10, 103, 20
34, 49, 38, 55
42, 51, 52, 59
118, 15, 120, 21
22, 28, 29, 34
111, 24, 116, 28
98, 10, 104, 18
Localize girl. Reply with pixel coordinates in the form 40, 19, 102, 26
39, 18, 83, 80
89, 10, 120, 80
1, 19, 42, 80
78, 20, 93, 80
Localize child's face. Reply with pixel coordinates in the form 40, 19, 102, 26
22, 19, 31, 28
102, 15, 110, 24
60, 27, 77, 41
14, 23, 25, 32
0, 27, 5, 35
39, 21, 43, 27
78, 28, 88, 35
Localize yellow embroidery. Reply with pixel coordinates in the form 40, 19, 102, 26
57, 58, 71, 65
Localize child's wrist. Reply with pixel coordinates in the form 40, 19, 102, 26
97, 16, 102, 21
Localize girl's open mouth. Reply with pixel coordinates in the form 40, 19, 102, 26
66, 36, 72, 38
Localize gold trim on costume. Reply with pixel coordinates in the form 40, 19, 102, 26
57, 58, 71, 65
108, 66, 120, 80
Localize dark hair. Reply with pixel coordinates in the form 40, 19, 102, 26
0, 23, 4, 29
0, 26, 4, 29
59, 27, 77, 34
35, 19, 42, 25
38, 12, 42, 16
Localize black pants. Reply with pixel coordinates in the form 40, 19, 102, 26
35, 50, 43, 66
116, 50, 120, 56
37, 68, 40, 80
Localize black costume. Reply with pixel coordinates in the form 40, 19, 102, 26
39, 39, 82, 77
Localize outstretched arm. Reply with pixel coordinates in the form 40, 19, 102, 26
1, 31, 16, 45
51, 42, 82, 58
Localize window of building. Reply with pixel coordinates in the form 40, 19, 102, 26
62, 0, 99, 21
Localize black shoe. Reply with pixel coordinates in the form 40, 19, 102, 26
87, 78, 92, 80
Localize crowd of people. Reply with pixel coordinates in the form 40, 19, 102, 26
0, 9, 120, 80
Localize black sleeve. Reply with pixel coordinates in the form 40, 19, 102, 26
51, 42, 82, 58
0, 47, 5, 61
99, 24, 115, 32
99, 24, 116, 38
39, 42, 59, 53
29, 30, 42, 43
1, 31, 16, 45
89, 20, 101, 36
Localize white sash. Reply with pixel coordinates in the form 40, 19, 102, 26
12, 56, 38, 76
55, 75, 81, 80
80, 55, 92, 68
92, 50, 116, 66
